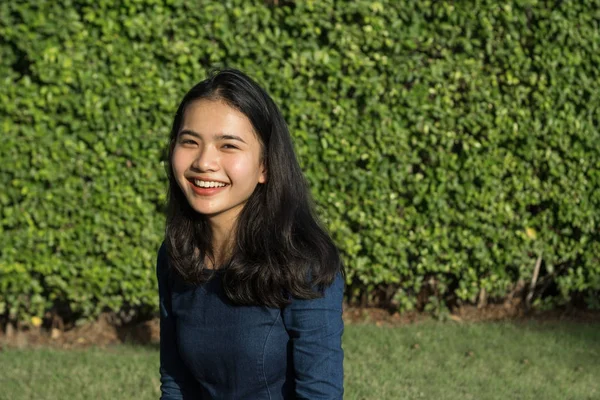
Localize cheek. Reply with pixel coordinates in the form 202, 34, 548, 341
171, 148, 188, 176
228, 155, 261, 180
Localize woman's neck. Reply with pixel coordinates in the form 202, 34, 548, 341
207, 217, 236, 269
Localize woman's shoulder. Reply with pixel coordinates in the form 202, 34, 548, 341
287, 270, 345, 311
156, 241, 170, 279
156, 242, 219, 285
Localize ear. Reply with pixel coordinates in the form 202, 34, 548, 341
258, 162, 267, 184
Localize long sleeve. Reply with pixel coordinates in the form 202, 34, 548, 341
156, 242, 201, 400
281, 272, 345, 400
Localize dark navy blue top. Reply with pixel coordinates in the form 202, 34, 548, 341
156, 243, 344, 399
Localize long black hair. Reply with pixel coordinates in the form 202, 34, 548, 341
164, 68, 343, 308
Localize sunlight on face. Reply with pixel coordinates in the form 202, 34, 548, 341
171, 99, 266, 229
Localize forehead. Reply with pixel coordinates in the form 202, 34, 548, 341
180, 99, 255, 138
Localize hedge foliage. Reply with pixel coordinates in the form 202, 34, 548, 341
1, 0, 599, 324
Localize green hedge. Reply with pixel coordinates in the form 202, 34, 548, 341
1, 0, 599, 325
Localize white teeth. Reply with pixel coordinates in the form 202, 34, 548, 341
194, 179, 226, 188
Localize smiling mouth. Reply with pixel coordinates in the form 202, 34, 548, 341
188, 179, 229, 188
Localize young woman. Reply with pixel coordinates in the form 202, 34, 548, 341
157, 69, 345, 399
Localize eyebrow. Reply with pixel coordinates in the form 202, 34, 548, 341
179, 129, 247, 144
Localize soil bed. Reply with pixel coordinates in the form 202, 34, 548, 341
1, 305, 598, 350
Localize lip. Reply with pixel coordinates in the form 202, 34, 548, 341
187, 179, 229, 196
187, 176, 229, 184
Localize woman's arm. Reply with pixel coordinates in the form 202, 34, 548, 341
157, 242, 200, 400
281, 272, 345, 400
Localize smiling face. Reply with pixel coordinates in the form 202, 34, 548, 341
171, 99, 266, 230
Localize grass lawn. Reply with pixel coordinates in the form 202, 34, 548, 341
0, 321, 598, 400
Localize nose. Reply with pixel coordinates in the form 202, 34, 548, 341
191, 144, 219, 172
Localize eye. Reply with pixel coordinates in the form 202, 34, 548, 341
222, 143, 239, 150
179, 139, 197, 145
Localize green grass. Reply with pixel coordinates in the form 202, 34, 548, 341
0, 321, 598, 400
343, 321, 599, 400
